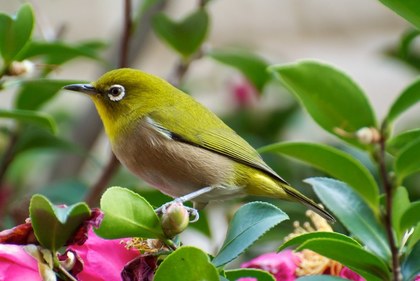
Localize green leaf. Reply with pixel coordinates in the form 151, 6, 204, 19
305, 177, 391, 261
378, 0, 420, 29
29, 194, 91, 252
387, 129, 420, 155
224, 268, 275, 281
386, 78, 420, 124
259, 142, 379, 211
269, 61, 376, 148
0, 109, 57, 134
400, 201, 420, 231
212, 202, 288, 267
392, 186, 411, 243
95, 186, 164, 239
297, 239, 390, 281
0, 4, 34, 64
395, 138, 420, 183
402, 240, 420, 281
154, 246, 219, 281
278, 231, 361, 252
297, 276, 350, 281
408, 224, 420, 250
208, 49, 270, 92
152, 9, 209, 58
17, 41, 106, 74
16, 79, 87, 111
398, 29, 420, 59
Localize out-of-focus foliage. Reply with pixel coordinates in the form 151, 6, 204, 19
0, 1, 419, 281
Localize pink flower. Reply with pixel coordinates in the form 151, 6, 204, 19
69, 229, 139, 281
241, 250, 299, 281
339, 267, 366, 281
0, 244, 41, 281
230, 76, 258, 108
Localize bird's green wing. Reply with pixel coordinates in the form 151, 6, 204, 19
147, 102, 288, 185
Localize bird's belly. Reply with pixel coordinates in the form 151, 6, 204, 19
112, 122, 241, 201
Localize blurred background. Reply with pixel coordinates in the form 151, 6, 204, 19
0, 0, 418, 259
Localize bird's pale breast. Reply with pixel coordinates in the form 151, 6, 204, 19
112, 118, 244, 202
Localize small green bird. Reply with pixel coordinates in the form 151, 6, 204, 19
64, 68, 334, 222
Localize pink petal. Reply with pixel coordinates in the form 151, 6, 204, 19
241, 250, 299, 281
339, 267, 366, 281
69, 229, 139, 281
0, 244, 41, 281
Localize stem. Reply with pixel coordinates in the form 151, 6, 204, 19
84, 0, 133, 206
57, 264, 78, 281
120, 0, 133, 68
168, 48, 205, 87
378, 124, 401, 281
85, 154, 120, 207
0, 129, 19, 189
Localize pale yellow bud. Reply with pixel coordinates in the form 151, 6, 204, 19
356, 127, 381, 144
161, 202, 190, 238
7, 60, 35, 76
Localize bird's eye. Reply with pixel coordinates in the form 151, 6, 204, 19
107, 84, 125, 102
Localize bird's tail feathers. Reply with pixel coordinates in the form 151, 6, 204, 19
284, 185, 335, 222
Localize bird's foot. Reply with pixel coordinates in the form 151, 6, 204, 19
155, 201, 199, 223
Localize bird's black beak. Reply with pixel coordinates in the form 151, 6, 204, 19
63, 84, 98, 95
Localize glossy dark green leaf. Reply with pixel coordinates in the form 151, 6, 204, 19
297, 276, 349, 281
386, 78, 420, 124
400, 201, 420, 231
402, 240, 420, 281
378, 0, 420, 29
0, 109, 57, 134
17, 41, 106, 74
392, 186, 410, 243
259, 142, 379, 211
212, 202, 288, 267
278, 231, 361, 252
16, 79, 86, 110
270, 61, 376, 148
0, 4, 34, 63
208, 49, 270, 92
297, 239, 390, 281
387, 129, 420, 155
152, 9, 209, 57
95, 186, 164, 239
29, 194, 91, 252
224, 268, 275, 281
305, 177, 391, 261
395, 138, 420, 183
154, 246, 219, 281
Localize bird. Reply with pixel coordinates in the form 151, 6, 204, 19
64, 68, 334, 222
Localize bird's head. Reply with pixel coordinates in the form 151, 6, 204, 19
64, 68, 172, 140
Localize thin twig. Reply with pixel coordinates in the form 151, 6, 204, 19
120, 0, 133, 68
0, 129, 19, 189
378, 123, 401, 281
85, 154, 120, 207
168, 47, 205, 87
84, 0, 133, 207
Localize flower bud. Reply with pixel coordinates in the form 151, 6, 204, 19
6, 60, 35, 76
356, 127, 381, 144
160, 203, 189, 238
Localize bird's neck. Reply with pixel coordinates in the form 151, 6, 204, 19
93, 101, 136, 144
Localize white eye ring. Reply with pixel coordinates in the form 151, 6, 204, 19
108, 84, 125, 102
